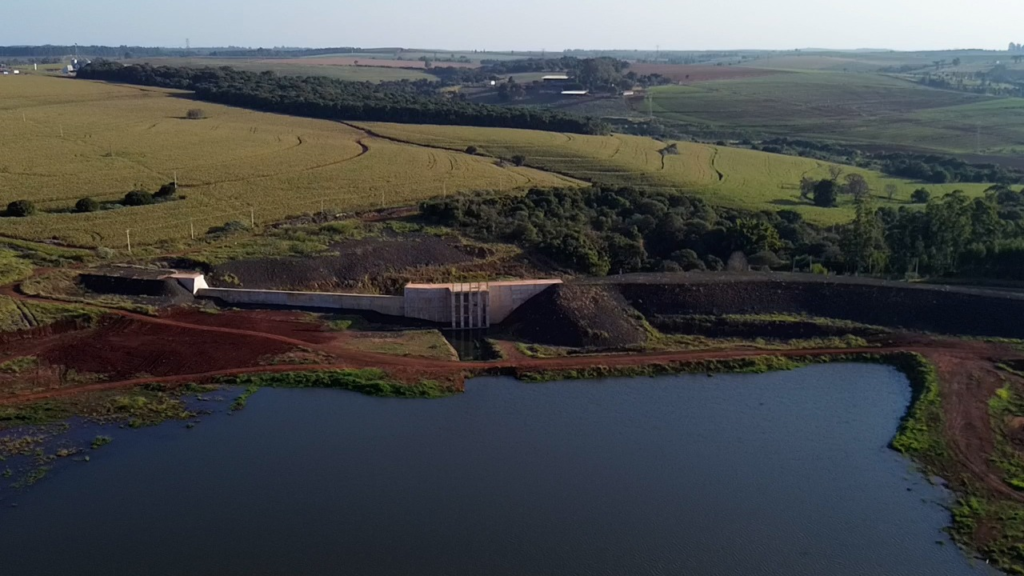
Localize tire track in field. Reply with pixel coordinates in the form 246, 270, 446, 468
179, 136, 368, 189
344, 121, 587, 186
710, 147, 725, 182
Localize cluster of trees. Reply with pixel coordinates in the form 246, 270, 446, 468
434, 56, 669, 92
77, 61, 608, 134
1010, 43, 1023, 53
0, 45, 188, 59
421, 186, 829, 276
420, 185, 1024, 281
755, 138, 1023, 184
917, 68, 1024, 98
849, 185, 1024, 278
3, 183, 179, 218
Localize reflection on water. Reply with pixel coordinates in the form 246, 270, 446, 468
0, 365, 1000, 576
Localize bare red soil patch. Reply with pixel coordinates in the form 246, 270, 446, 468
631, 64, 781, 83
37, 317, 295, 381
163, 309, 335, 345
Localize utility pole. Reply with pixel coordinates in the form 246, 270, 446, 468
126, 229, 132, 255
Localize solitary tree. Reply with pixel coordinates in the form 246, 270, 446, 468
5, 200, 35, 217
843, 173, 870, 199
75, 197, 99, 213
799, 176, 817, 201
827, 165, 844, 182
154, 182, 178, 200
884, 184, 899, 201
511, 155, 527, 167
123, 190, 155, 206
465, 146, 479, 155
186, 108, 206, 120
813, 179, 839, 207
911, 188, 932, 204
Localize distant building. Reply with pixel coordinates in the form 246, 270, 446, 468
560, 90, 589, 96
541, 74, 570, 81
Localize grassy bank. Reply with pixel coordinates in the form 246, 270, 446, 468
217, 369, 459, 399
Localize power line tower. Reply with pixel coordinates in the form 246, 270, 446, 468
186, 38, 191, 54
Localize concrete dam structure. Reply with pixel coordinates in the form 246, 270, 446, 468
171, 272, 560, 329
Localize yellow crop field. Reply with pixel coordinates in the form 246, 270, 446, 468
0, 76, 577, 247
363, 122, 989, 224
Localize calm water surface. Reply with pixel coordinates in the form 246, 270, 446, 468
0, 364, 1001, 575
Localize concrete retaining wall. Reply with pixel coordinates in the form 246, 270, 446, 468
196, 277, 560, 328
198, 288, 405, 316
403, 285, 453, 323
488, 280, 562, 323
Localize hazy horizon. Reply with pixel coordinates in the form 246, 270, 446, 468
4, 0, 1021, 52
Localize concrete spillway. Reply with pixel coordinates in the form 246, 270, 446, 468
172, 273, 561, 330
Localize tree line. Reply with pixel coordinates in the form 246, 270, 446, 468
420, 185, 1024, 281
432, 56, 670, 92
754, 138, 1023, 184
76, 61, 608, 134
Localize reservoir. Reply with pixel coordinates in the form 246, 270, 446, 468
0, 364, 999, 575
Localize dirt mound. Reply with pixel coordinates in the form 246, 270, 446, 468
501, 284, 647, 349
77, 274, 194, 307
212, 236, 477, 291
602, 272, 1024, 340
39, 316, 294, 380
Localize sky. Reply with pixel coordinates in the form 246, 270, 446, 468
4, 0, 1021, 52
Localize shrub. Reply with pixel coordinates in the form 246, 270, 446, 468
123, 190, 154, 206
186, 108, 206, 120
5, 200, 36, 217
465, 145, 479, 155
206, 220, 249, 237
154, 182, 177, 200
95, 247, 116, 259
911, 188, 931, 204
511, 154, 527, 166
75, 197, 99, 213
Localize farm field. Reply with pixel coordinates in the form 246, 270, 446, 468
125, 57, 437, 82
738, 50, 1008, 72
647, 71, 1024, 155
363, 122, 989, 224
0, 76, 575, 247
630, 64, 781, 83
